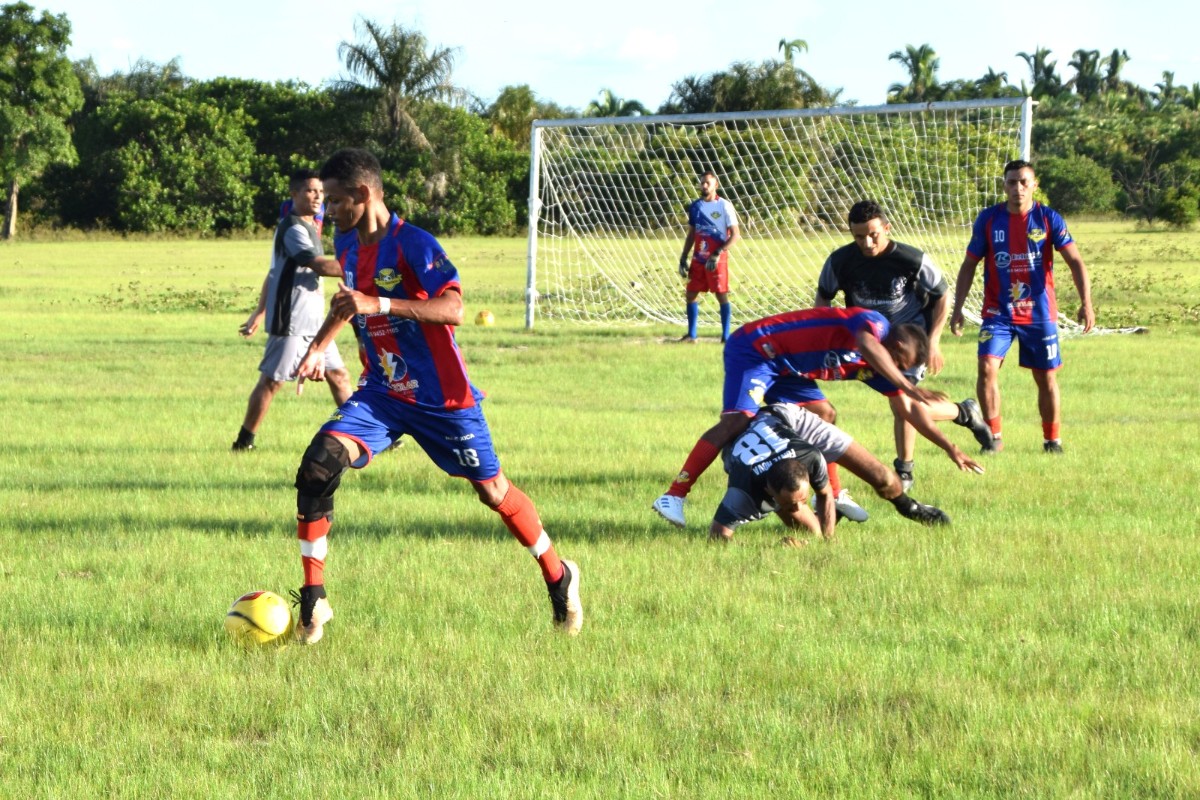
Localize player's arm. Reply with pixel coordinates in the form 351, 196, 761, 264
950, 254, 981, 336
308, 255, 344, 277
856, 328, 938, 406
925, 292, 949, 374
814, 255, 838, 308
1058, 242, 1095, 332
888, 394, 984, 474
679, 227, 696, 276
329, 281, 464, 326
239, 275, 269, 337
812, 484, 836, 540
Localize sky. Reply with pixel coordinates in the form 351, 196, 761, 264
42, 0, 1200, 112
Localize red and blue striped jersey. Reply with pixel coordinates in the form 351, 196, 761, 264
967, 202, 1073, 324
335, 214, 481, 410
733, 306, 897, 393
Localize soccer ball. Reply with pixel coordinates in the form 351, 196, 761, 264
475, 310, 495, 326
224, 590, 294, 646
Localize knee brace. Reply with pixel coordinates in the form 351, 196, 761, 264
295, 435, 351, 521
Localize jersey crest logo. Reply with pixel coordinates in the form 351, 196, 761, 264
857, 368, 874, 382
382, 352, 408, 383
1028, 228, 1046, 243
979, 329, 993, 343
709, 211, 722, 220
375, 269, 403, 291
995, 252, 1011, 270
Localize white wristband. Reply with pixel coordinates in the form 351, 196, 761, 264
378, 297, 391, 315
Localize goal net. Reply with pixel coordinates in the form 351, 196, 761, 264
526, 98, 1037, 331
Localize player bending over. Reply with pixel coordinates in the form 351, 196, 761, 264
711, 403, 949, 542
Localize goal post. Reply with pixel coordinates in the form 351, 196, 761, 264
525, 98, 1036, 331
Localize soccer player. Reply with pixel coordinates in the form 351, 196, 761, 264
815, 200, 993, 489
677, 170, 740, 343
652, 306, 984, 529
950, 159, 1095, 454
233, 169, 352, 451
289, 148, 582, 643
710, 403, 949, 542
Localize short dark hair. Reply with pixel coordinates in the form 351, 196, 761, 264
764, 459, 811, 495
288, 168, 320, 192
320, 148, 383, 190
886, 323, 930, 369
848, 200, 887, 226
701, 169, 718, 180
1003, 159, 1034, 177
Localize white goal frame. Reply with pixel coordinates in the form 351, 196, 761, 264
525, 98, 1036, 331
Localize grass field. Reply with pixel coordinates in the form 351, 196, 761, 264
2, 224, 1199, 798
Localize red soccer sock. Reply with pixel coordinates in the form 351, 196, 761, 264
667, 439, 721, 497
828, 462, 842, 495
988, 416, 1003, 436
297, 517, 331, 586
495, 485, 563, 584
1043, 421, 1060, 442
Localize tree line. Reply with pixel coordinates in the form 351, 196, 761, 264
3, 3, 1200, 239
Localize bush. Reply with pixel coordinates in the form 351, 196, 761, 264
1036, 153, 1117, 215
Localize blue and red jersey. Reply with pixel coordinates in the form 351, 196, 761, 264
967, 202, 1073, 324
686, 196, 738, 266
335, 213, 482, 410
731, 306, 897, 393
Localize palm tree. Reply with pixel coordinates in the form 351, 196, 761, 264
585, 88, 647, 118
888, 44, 940, 103
337, 18, 458, 150
1068, 49, 1102, 101
1017, 47, 1063, 98
974, 67, 1010, 98
1102, 49, 1131, 95
778, 38, 808, 62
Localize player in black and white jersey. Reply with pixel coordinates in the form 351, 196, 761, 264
710, 403, 949, 542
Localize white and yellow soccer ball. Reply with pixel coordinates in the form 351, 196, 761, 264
224, 590, 294, 646
475, 310, 495, 326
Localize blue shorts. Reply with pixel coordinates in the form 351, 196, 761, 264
319, 387, 501, 481
722, 338, 828, 414
978, 318, 1062, 371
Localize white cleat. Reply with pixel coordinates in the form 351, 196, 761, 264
652, 494, 687, 528
834, 489, 870, 523
294, 596, 333, 645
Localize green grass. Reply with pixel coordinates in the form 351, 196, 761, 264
1, 225, 1199, 798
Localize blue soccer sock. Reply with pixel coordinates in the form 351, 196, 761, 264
719, 303, 731, 341
686, 302, 699, 339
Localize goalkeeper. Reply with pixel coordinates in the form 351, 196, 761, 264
677, 170, 740, 343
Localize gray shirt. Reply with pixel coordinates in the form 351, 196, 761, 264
265, 213, 325, 337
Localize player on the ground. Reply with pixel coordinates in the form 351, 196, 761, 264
711, 403, 949, 542
288, 148, 582, 643
233, 168, 352, 451
652, 306, 984, 529
677, 170, 740, 343
950, 159, 1095, 454
815, 200, 993, 488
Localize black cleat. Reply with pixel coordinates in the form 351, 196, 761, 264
289, 585, 333, 644
548, 560, 583, 635
1043, 441, 1064, 454
956, 398, 994, 450
896, 497, 951, 526
231, 441, 256, 451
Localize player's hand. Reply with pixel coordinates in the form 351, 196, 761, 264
330, 281, 376, 320
950, 309, 965, 337
295, 350, 326, 395
238, 314, 261, 338
678, 256, 689, 279
705, 254, 720, 272
949, 447, 985, 475
927, 343, 944, 376
1078, 303, 1095, 333
904, 384, 940, 406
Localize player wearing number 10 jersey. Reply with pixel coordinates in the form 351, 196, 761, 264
287, 148, 582, 644
950, 159, 1095, 454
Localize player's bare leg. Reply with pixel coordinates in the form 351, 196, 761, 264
833, 441, 949, 525
325, 367, 354, 406
798, 400, 868, 521
475, 473, 582, 634
655, 412, 752, 527
234, 374, 284, 450
978, 356, 1004, 452
1032, 368, 1063, 453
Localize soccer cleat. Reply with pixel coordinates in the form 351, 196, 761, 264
834, 489, 869, 523
231, 441, 256, 451
678, 335, 698, 344
893, 459, 915, 492
652, 494, 687, 528
548, 560, 583, 635
980, 436, 1004, 455
290, 585, 333, 645
956, 398, 994, 450
896, 498, 951, 526
1043, 441, 1064, 454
